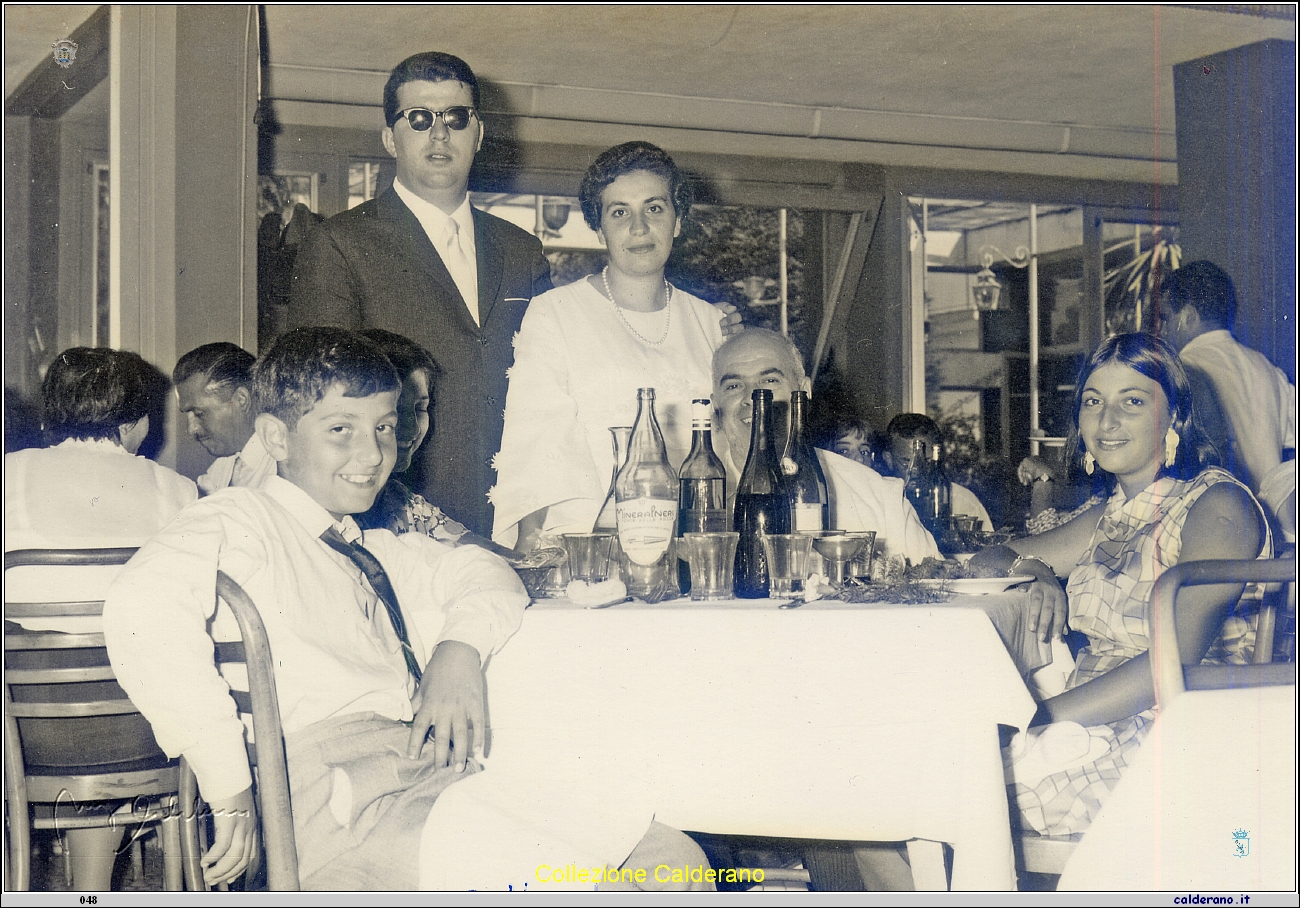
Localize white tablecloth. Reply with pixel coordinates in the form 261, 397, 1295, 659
422, 593, 1039, 890
1059, 684, 1296, 891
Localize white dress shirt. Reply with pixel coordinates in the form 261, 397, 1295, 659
103, 475, 527, 802
393, 179, 480, 324
196, 432, 276, 496
1179, 329, 1296, 492
817, 449, 942, 563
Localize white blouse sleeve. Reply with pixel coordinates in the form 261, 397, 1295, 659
490, 294, 605, 545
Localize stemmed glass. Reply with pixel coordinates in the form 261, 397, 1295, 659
810, 531, 873, 590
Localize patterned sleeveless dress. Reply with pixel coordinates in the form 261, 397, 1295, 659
1012, 468, 1270, 836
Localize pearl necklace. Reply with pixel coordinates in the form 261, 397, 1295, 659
602, 266, 672, 347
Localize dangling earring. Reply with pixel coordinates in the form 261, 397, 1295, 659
1083, 450, 1096, 475
1164, 427, 1180, 468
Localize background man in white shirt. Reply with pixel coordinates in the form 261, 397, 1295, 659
1158, 260, 1296, 535
173, 342, 274, 494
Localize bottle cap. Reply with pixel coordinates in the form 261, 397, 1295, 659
691, 399, 713, 427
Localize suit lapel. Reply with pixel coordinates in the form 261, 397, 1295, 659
472, 207, 505, 327
376, 189, 474, 325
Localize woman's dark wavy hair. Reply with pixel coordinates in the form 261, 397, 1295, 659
1066, 332, 1219, 486
42, 347, 168, 445
252, 327, 400, 429
358, 329, 440, 386
578, 141, 693, 231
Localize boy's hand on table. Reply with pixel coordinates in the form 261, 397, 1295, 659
203, 787, 259, 886
409, 640, 484, 769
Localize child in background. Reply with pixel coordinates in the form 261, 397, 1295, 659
812, 414, 877, 469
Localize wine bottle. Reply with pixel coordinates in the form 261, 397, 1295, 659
781, 390, 828, 532
615, 389, 680, 602
678, 399, 728, 534
903, 438, 931, 529
678, 399, 728, 592
928, 444, 952, 526
733, 389, 791, 598
926, 443, 952, 546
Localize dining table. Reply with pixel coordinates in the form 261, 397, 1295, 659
420, 589, 1046, 891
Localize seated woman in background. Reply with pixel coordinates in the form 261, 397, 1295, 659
6, 347, 197, 612
5, 347, 198, 890
491, 141, 730, 551
354, 329, 558, 568
969, 333, 1269, 836
352, 329, 466, 542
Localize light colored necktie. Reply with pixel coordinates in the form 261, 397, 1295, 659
442, 220, 479, 325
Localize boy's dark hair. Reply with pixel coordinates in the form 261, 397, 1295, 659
578, 141, 693, 231
886, 412, 941, 444
358, 329, 440, 386
1162, 260, 1237, 329
252, 327, 401, 429
173, 342, 255, 394
383, 51, 480, 127
810, 413, 871, 451
42, 347, 168, 444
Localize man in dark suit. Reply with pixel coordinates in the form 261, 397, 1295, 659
289, 52, 553, 537
259, 184, 323, 350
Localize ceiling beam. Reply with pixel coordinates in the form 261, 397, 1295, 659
262, 62, 1178, 183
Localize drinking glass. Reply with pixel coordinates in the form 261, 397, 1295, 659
682, 532, 740, 601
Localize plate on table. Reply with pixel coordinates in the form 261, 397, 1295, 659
917, 575, 1034, 595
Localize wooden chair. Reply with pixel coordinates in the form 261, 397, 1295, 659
180, 571, 299, 891
1015, 556, 1298, 883
4, 548, 185, 891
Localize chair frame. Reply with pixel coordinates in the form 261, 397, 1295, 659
1149, 557, 1297, 705
179, 571, 299, 891
4, 547, 184, 891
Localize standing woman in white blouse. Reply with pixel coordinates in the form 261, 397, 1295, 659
491, 142, 732, 552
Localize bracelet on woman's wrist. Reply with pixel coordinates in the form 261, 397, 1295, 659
1010, 554, 1052, 578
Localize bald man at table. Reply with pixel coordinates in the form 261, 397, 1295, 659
711, 329, 939, 565
710, 329, 938, 890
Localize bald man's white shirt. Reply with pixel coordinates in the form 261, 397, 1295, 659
719, 441, 937, 564
818, 449, 941, 563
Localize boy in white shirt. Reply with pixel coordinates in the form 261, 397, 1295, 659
104, 327, 706, 890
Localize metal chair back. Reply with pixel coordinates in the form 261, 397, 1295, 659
4, 548, 184, 891
180, 571, 299, 890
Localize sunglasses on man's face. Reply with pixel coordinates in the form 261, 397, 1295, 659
391, 106, 478, 132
